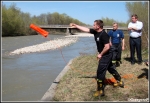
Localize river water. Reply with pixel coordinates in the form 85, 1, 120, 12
2, 34, 97, 101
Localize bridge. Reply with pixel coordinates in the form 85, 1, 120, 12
38, 25, 128, 35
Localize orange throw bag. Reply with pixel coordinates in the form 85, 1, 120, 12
30, 24, 49, 37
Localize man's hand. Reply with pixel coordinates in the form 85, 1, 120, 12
128, 27, 132, 30
69, 23, 90, 32
69, 23, 74, 26
128, 27, 135, 32
129, 27, 141, 32
122, 46, 125, 50
70, 23, 76, 28
97, 54, 102, 61
109, 42, 112, 46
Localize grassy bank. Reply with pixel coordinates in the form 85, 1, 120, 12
53, 50, 148, 101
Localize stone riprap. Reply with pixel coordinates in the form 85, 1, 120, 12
9, 36, 78, 55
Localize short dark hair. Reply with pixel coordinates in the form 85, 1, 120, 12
113, 22, 118, 26
94, 20, 104, 29
131, 14, 138, 19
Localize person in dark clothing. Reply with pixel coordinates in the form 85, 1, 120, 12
108, 23, 125, 67
70, 20, 124, 97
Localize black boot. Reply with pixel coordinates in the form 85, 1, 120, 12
93, 80, 105, 97
112, 72, 124, 88
114, 79, 124, 88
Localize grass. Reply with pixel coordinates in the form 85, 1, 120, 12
52, 50, 148, 101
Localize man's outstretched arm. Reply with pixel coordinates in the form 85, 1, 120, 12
70, 23, 90, 33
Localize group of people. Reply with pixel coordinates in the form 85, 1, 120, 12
69, 14, 144, 97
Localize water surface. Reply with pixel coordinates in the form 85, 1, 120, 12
2, 34, 97, 101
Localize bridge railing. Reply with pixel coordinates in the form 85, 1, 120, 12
38, 25, 128, 30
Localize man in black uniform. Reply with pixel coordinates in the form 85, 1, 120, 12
70, 20, 124, 97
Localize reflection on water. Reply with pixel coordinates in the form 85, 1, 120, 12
2, 34, 97, 101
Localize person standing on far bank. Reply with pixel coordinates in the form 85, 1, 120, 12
128, 14, 143, 65
70, 20, 124, 97
108, 23, 125, 67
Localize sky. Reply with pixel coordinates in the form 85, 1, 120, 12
2, 1, 131, 25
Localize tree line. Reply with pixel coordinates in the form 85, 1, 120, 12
2, 2, 148, 38
2, 3, 88, 37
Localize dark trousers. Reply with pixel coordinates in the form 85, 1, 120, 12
96, 52, 121, 82
111, 43, 122, 62
129, 37, 142, 63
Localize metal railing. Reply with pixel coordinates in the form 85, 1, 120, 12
38, 25, 128, 30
